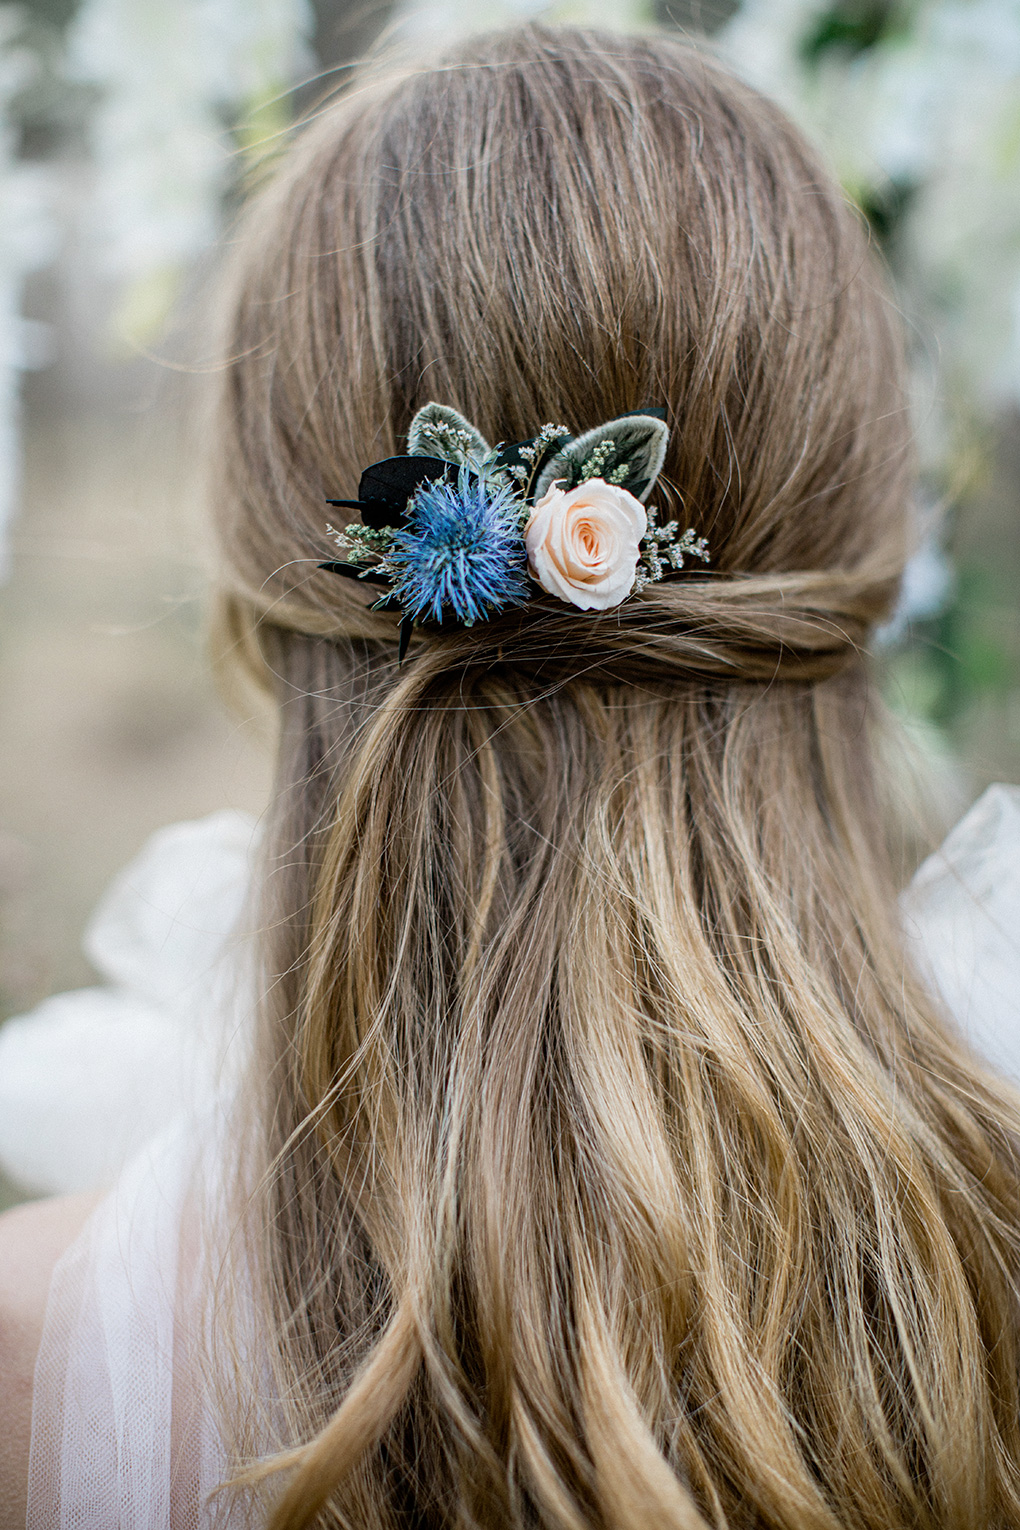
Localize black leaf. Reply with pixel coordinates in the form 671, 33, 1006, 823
356, 456, 458, 528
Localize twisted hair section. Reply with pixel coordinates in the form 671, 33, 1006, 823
222, 562, 900, 685
205, 25, 1020, 1530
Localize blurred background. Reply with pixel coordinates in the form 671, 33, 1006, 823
0, 0, 1017, 1200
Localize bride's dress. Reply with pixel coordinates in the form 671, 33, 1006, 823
3, 787, 1019, 1527
0, 811, 258, 1197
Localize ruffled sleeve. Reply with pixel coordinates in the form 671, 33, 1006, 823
0, 811, 258, 1196
901, 783, 1020, 1082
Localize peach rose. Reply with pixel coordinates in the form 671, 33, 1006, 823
524, 478, 647, 611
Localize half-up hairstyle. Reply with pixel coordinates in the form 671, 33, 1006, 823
208, 25, 1020, 1530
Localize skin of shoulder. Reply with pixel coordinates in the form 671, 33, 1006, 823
0, 1194, 100, 1530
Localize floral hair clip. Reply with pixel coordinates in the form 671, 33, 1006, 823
320, 402, 709, 662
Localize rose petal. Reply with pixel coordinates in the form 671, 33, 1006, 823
525, 478, 645, 610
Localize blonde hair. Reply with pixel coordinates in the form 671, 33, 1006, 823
209, 26, 1020, 1530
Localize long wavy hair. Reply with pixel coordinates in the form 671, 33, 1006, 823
208, 25, 1020, 1530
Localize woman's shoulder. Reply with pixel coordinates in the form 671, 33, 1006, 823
0, 1194, 99, 1530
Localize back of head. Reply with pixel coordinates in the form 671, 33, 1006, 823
209, 26, 1020, 1530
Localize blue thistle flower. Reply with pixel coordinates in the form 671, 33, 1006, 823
388, 467, 531, 626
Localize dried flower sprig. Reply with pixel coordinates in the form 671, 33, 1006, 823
635, 505, 711, 591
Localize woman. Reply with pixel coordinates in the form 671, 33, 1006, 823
5, 24, 1020, 1530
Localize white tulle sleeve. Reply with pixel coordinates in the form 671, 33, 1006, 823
901, 783, 1020, 1082
0, 811, 259, 1195
26, 1112, 233, 1529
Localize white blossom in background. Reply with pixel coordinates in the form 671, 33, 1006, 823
722, 0, 1020, 634
67, 0, 315, 345
722, 0, 1020, 424
0, 8, 57, 579
875, 510, 956, 647
392, 0, 651, 54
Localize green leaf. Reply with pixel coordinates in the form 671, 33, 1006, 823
407, 403, 492, 467
533, 414, 669, 503
799, 0, 898, 66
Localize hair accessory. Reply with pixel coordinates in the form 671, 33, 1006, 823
321, 402, 709, 661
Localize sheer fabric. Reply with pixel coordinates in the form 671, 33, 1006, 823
17, 786, 1020, 1528
26, 1115, 232, 1529
901, 783, 1020, 1081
